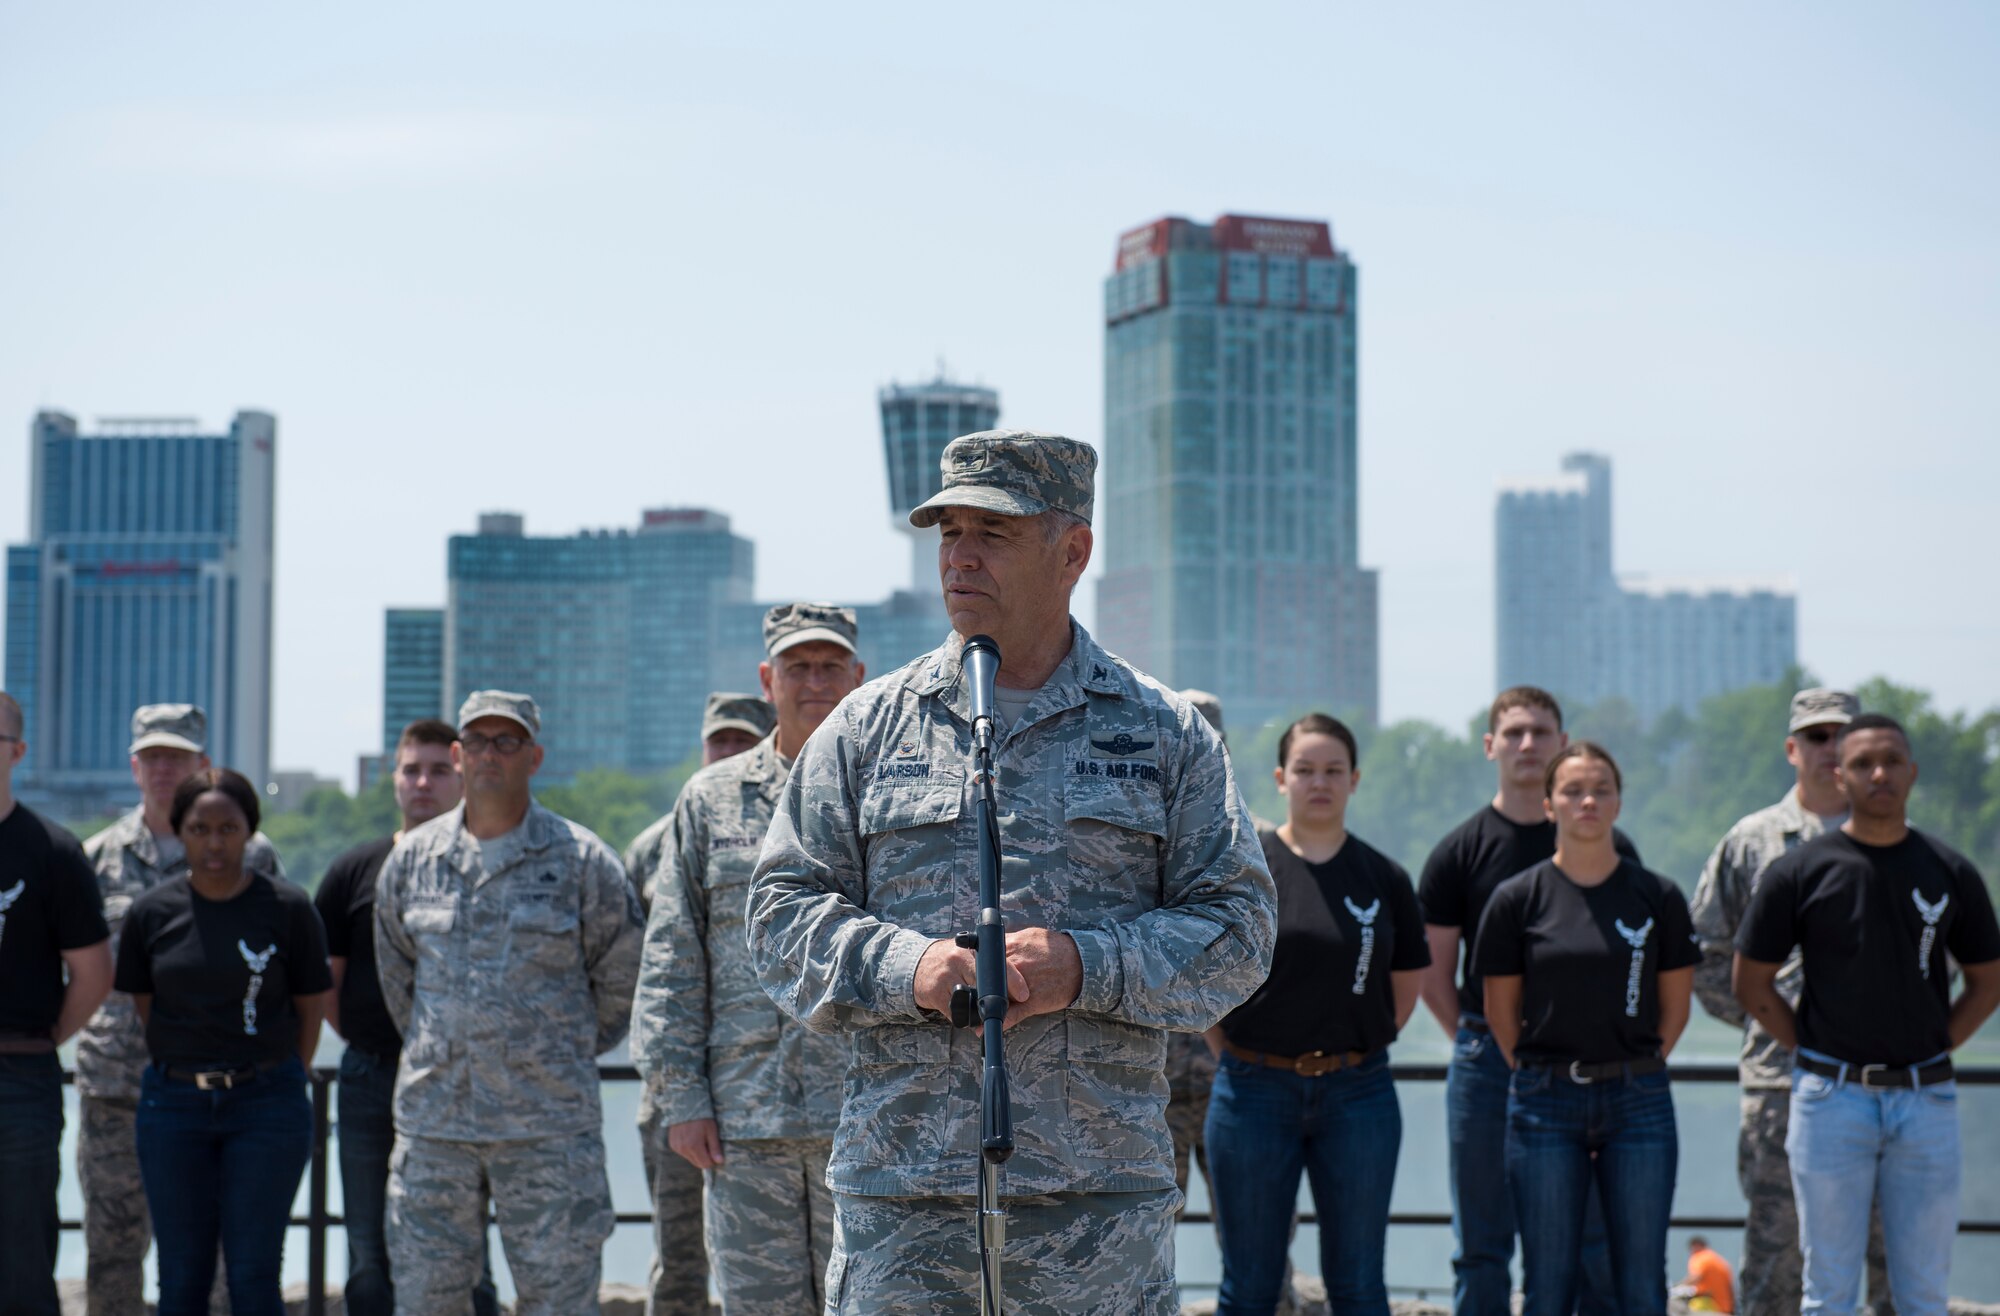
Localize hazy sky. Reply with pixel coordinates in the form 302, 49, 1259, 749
3, 3, 1996, 785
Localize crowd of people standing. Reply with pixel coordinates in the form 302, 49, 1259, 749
1, 429, 1997, 1316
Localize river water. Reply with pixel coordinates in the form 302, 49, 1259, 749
52, 1010, 2000, 1303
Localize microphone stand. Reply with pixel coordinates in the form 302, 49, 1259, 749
951, 635, 1012, 1316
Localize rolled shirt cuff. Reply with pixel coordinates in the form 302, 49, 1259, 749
881, 927, 937, 1020
1066, 928, 1125, 1017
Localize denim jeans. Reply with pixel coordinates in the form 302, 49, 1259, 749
136, 1056, 314, 1316
1448, 1024, 1617, 1316
1205, 1049, 1399, 1316
1787, 1050, 1960, 1316
0, 1051, 64, 1316
1506, 1063, 1677, 1316
337, 1048, 499, 1316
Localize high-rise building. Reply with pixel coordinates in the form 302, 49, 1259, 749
381, 608, 445, 749
1495, 452, 1797, 722
1098, 213, 1379, 728
5, 410, 277, 818
444, 508, 755, 781
880, 375, 1000, 592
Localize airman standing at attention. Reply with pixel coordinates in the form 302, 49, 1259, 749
634, 614, 864, 1314
77, 704, 286, 1316
624, 690, 776, 1316
374, 691, 643, 1316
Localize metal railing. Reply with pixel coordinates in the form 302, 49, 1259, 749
55, 1062, 2000, 1316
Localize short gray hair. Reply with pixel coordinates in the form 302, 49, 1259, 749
1039, 509, 1088, 545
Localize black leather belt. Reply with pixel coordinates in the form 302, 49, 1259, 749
1523, 1055, 1667, 1084
0, 1032, 56, 1055
160, 1059, 289, 1090
1798, 1054, 1954, 1089
1458, 1014, 1491, 1034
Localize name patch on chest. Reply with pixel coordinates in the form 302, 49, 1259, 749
875, 762, 934, 782
712, 834, 762, 851
1072, 758, 1161, 783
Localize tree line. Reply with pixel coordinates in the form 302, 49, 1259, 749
219, 671, 1994, 898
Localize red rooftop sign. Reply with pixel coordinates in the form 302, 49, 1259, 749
1212, 214, 1334, 258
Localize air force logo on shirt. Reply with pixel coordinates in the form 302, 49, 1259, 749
1615, 917, 1653, 1019
0, 879, 22, 950
1914, 888, 1949, 979
1344, 897, 1380, 996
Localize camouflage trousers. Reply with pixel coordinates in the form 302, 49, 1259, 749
637, 1107, 711, 1316
823, 1188, 1180, 1316
1166, 1084, 1210, 1209
78, 1095, 228, 1316
705, 1137, 835, 1315
1739, 1089, 1896, 1316
389, 1130, 615, 1316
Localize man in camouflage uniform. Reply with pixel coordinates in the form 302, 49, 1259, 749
77, 704, 285, 1316
375, 691, 644, 1316
1162, 689, 1225, 1207
1690, 688, 1894, 1316
624, 691, 776, 1316
634, 615, 864, 1314
748, 430, 1277, 1315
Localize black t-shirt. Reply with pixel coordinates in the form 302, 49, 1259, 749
0, 803, 110, 1036
1471, 859, 1700, 1065
1220, 831, 1432, 1057
1418, 805, 1641, 1018
313, 836, 402, 1060
1737, 829, 2000, 1067
114, 872, 333, 1069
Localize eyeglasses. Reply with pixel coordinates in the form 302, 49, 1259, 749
0, 734, 19, 744
460, 733, 532, 756
1795, 726, 1837, 745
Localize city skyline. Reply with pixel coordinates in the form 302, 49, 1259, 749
3, 6, 1995, 783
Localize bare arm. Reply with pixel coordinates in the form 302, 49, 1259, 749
1657, 965, 1694, 1057
1949, 959, 2000, 1049
325, 956, 346, 1037
132, 992, 151, 1026
53, 940, 114, 1045
294, 990, 330, 1067
1483, 975, 1523, 1068
1731, 955, 1796, 1051
1392, 968, 1425, 1034
1202, 1024, 1225, 1057
1420, 925, 1463, 1033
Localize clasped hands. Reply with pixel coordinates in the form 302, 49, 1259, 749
914, 926, 1082, 1028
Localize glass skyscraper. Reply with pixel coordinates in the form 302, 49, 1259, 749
5, 410, 277, 817
1099, 213, 1379, 728
381, 607, 445, 749
444, 508, 755, 781
880, 375, 1000, 593
1496, 452, 1797, 722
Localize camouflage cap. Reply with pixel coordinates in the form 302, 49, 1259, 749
129, 704, 206, 755
907, 429, 1097, 528
458, 689, 540, 738
1179, 689, 1225, 737
1789, 687, 1859, 733
763, 602, 857, 657
702, 692, 776, 743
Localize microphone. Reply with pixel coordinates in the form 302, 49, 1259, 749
962, 634, 1001, 749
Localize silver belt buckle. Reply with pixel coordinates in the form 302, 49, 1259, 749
1568, 1061, 1595, 1085
1859, 1064, 1893, 1089
194, 1070, 235, 1091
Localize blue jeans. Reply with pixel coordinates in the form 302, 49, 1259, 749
1787, 1051, 1960, 1316
1205, 1049, 1400, 1316
136, 1057, 314, 1316
1506, 1064, 1677, 1316
0, 1051, 63, 1316
1448, 1024, 1616, 1316
337, 1049, 499, 1316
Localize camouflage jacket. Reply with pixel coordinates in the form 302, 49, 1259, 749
622, 813, 672, 1125
748, 623, 1277, 1197
374, 799, 643, 1140
630, 735, 846, 1140
1689, 790, 1840, 1087
76, 808, 287, 1099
